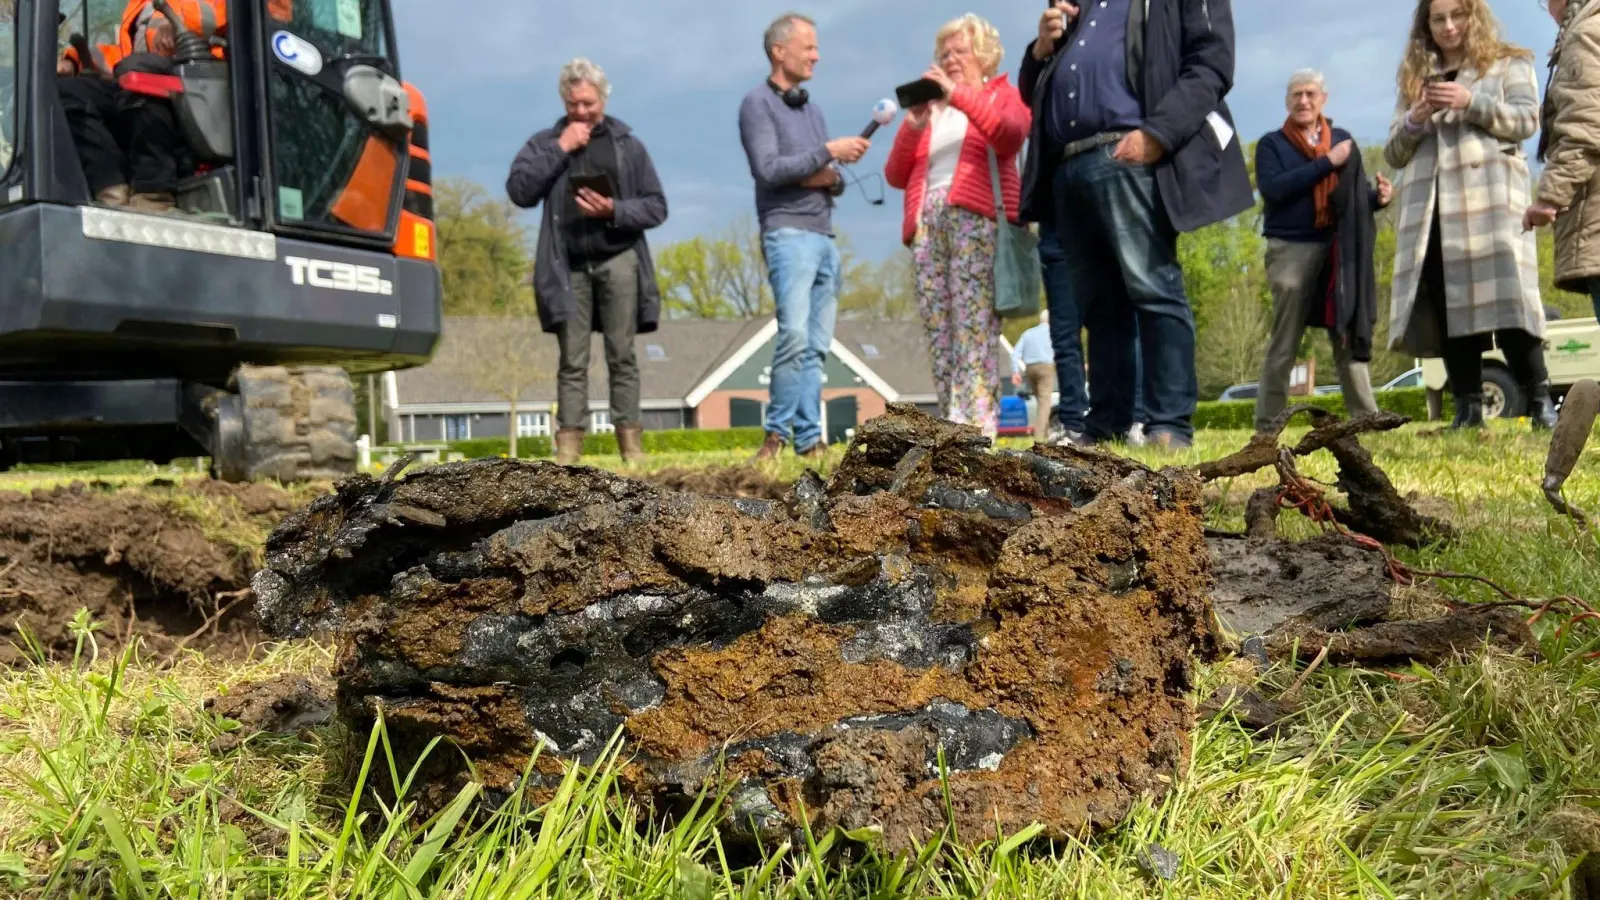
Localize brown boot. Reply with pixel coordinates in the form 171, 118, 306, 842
753, 431, 785, 461
96, 184, 131, 207
616, 423, 646, 464
554, 427, 584, 466
128, 191, 176, 213
795, 440, 828, 461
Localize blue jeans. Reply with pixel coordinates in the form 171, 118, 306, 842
1037, 222, 1088, 433
1052, 145, 1197, 442
762, 227, 840, 450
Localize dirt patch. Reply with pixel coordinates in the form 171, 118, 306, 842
253, 405, 1215, 851
643, 466, 791, 501
0, 479, 306, 665
205, 674, 335, 753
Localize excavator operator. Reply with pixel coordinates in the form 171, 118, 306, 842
56, 0, 226, 212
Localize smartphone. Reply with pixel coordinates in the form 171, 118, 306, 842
894, 78, 944, 110
569, 172, 616, 199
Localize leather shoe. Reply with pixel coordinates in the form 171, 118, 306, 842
1524, 382, 1558, 430
753, 432, 785, 461
1449, 393, 1486, 430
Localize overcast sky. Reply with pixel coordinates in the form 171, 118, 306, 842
390, 0, 1561, 262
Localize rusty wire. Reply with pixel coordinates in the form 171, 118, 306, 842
1269, 449, 1600, 660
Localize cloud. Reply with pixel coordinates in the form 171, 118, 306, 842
393, 0, 1566, 263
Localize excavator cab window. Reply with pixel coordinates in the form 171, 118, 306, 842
263, 0, 409, 245
1, 2, 17, 177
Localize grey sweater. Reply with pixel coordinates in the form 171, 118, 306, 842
737, 82, 836, 236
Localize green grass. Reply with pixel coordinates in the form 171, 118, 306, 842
2, 422, 1599, 897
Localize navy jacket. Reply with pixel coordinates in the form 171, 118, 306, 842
506, 116, 668, 335
1016, 0, 1254, 233
1257, 127, 1357, 242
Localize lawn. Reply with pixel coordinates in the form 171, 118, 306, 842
1, 421, 1599, 898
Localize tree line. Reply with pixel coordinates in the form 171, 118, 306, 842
432, 146, 1587, 405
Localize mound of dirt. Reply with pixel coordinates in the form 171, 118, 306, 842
253, 405, 1216, 851
0, 480, 305, 665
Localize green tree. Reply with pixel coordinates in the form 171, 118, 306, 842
431, 177, 545, 457
434, 177, 533, 315
655, 216, 773, 319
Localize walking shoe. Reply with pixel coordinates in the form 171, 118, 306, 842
96, 184, 130, 207
554, 427, 584, 466
1449, 393, 1486, 430
129, 190, 177, 213
616, 423, 647, 464
1127, 422, 1148, 446
795, 441, 828, 461
1145, 428, 1193, 453
1524, 382, 1558, 431
753, 431, 785, 461
1049, 426, 1088, 448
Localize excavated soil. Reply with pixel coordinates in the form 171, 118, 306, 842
0, 480, 306, 665
253, 406, 1216, 850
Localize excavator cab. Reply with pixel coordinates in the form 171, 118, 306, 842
0, 0, 441, 481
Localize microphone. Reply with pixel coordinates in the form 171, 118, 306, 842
860, 98, 899, 139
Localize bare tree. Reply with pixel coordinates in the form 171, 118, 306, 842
439, 298, 551, 459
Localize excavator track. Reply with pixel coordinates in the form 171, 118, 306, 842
212, 365, 359, 483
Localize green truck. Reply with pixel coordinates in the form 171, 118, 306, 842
1420, 314, 1600, 419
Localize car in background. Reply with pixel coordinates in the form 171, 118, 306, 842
1312, 368, 1424, 397
1419, 313, 1600, 419
1217, 383, 1259, 402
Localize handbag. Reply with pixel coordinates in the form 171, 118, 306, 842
986, 145, 1041, 319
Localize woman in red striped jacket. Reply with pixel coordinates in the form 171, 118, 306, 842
885, 13, 1031, 437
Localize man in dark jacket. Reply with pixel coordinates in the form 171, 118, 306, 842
1017, 0, 1253, 450
1252, 69, 1392, 432
506, 57, 668, 467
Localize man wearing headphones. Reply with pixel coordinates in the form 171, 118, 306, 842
739, 12, 870, 461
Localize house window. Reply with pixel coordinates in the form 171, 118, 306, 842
645, 344, 667, 361
517, 412, 551, 437
590, 410, 614, 434
444, 415, 470, 441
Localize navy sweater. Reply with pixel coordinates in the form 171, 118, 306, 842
1255, 127, 1352, 243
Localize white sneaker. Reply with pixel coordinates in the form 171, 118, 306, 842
1127, 423, 1147, 446
1049, 426, 1087, 447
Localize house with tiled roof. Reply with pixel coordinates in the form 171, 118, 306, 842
384, 316, 1017, 443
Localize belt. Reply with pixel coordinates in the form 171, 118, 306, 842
1060, 130, 1130, 161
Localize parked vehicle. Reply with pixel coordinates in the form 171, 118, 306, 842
1217, 383, 1259, 402
1419, 315, 1600, 419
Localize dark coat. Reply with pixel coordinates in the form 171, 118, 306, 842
1308, 151, 1379, 362
505, 115, 668, 335
1016, 0, 1254, 232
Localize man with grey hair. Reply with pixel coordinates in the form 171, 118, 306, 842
507, 57, 669, 466
1251, 67, 1393, 432
739, 12, 871, 460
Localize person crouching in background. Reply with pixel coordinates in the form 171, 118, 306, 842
885, 13, 1031, 438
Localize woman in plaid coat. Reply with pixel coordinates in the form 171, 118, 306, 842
1383, 0, 1554, 430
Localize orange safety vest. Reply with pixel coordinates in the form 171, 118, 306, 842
98, 0, 226, 70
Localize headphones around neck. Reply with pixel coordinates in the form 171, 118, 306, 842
767, 78, 809, 109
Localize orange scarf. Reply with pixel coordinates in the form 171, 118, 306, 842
1282, 115, 1337, 229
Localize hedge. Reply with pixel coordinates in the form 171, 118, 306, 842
1192, 386, 1447, 431
406, 391, 1446, 462
431, 426, 770, 460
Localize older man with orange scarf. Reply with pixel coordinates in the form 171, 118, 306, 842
1251, 69, 1393, 432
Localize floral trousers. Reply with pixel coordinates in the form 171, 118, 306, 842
911, 186, 1001, 435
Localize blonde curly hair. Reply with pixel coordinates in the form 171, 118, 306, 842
935, 13, 1003, 78
1395, 0, 1531, 105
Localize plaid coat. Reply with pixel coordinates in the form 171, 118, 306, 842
1382, 55, 1545, 358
